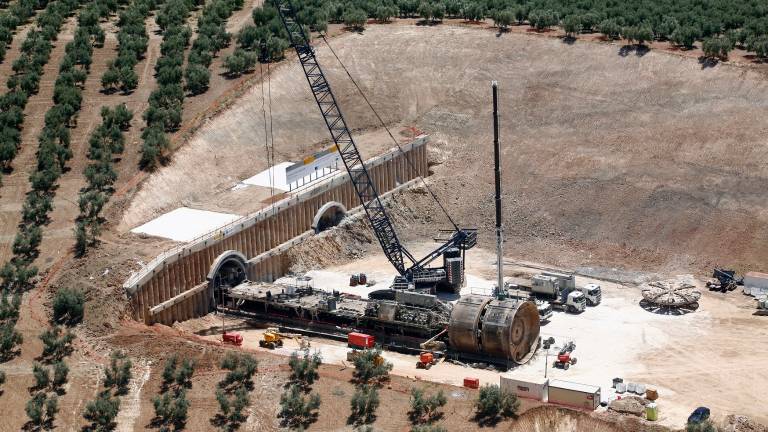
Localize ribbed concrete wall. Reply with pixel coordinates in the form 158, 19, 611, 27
124, 136, 429, 325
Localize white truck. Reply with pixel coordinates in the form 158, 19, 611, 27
541, 272, 602, 306
507, 275, 586, 314
530, 275, 586, 313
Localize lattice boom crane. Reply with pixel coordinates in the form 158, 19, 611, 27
274, 1, 476, 291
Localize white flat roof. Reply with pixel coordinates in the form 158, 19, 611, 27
234, 162, 294, 191
232, 162, 340, 192
501, 375, 549, 385
549, 379, 600, 394
131, 207, 241, 242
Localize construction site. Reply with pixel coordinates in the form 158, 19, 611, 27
2, 0, 768, 430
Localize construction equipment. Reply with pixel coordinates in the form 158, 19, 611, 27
259, 328, 285, 349
706, 268, 743, 292
416, 352, 438, 369
553, 341, 577, 370
259, 327, 305, 349
274, 0, 477, 293
222, 331, 243, 346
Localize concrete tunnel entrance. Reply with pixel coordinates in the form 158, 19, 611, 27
208, 250, 247, 310
312, 201, 347, 233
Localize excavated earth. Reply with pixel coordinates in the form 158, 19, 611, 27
17, 20, 768, 432
122, 24, 768, 275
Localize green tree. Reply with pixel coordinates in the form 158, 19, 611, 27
288, 350, 321, 390
702, 37, 732, 61
375, 5, 397, 23
104, 350, 133, 395
184, 63, 210, 95
349, 384, 379, 425
39, 326, 74, 362
33, 363, 50, 390
219, 351, 257, 391
598, 18, 621, 40
152, 389, 190, 430
0, 289, 21, 324
52, 360, 69, 390
493, 9, 513, 31
352, 348, 392, 386
562, 15, 581, 38
52, 288, 84, 326
408, 387, 446, 425
657, 16, 679, 41
83, 390, 120, 431
343, 8, 367, 30
671, 26, 699, 49
223, 48, 256, 76
474, 384, 519, 426
213, 386, 249, 429
278, 384, 320, 429
26, 392, 57, 429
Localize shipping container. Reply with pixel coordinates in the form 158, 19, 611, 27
500, 375, 549, 401
745, 272, 768, 291
348, 332, 375, 349
548, 379, 600, 410
464, 377, 479, 389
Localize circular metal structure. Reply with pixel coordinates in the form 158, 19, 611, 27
448, 295, 540, 364
640, 281, 701, 314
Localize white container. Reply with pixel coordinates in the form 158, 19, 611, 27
500, 375, 549, 402
635, 383, 646, 395
626, 382, 636, 393
615, 382, 626, 393
548, 379, 601, 411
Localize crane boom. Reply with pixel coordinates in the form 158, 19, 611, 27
274, 0, 414, 275
274, 1, 476, 286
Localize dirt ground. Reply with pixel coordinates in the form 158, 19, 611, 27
3, 11, 768, 432
184, 241, 768, 429
116, 23, 768, 276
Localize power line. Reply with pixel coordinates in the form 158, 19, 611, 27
319, 34, 459, 232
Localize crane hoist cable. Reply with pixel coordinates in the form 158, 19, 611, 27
259, 61, 275, 200
319, 33, 459, 232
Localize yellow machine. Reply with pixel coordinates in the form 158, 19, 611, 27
259, 328, 307, 349
259, 330, 284, 349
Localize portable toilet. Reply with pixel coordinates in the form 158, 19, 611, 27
646, 402, 658, 421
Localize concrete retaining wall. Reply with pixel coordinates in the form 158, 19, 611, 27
124, 136, 429, 325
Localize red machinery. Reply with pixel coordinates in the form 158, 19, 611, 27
553, 341, 577, 370
416, 352, 437, 369
222, 331, 243, 346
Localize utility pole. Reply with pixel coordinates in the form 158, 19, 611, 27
492, 81, 506, 300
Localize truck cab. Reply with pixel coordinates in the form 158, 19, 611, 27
566, 291, 586, 313
581, 283, 602, 306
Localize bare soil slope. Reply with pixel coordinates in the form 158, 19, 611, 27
128, 24, 768, 273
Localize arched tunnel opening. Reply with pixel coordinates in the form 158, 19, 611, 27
312, 201, 347, 233
208, 251, 247, 310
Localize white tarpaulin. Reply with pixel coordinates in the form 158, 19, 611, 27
131, 207, 241, 242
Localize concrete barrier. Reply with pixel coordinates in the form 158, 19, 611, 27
124, 136, 429, 324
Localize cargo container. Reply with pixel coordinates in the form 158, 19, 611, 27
348, 332, 375, 349
548, 379, 600, 410
500, 375, 549, 401
464, 377, 479, 389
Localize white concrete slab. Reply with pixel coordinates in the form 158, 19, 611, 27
232, 162, 340, 192
131, 207, 241, 242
